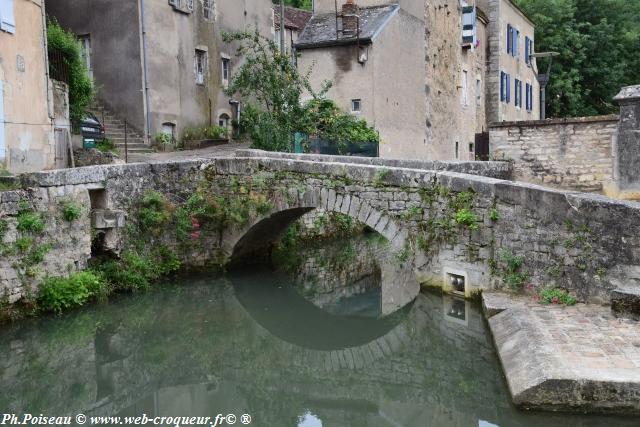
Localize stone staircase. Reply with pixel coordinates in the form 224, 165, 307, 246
89, 102, 154, 154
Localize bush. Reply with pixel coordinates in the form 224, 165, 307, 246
62, 202, 82, 222
97, 249, 180, 292
38, 271, 106, 313
16, 211, 45, 234
138, 191, 171, 231
47, 19, 94, 123
182, 125, 229, 141
96, 139, 118, 154
537, 288, 577, 306
455, 208, 479, 230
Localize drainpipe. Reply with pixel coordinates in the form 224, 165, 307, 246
140, 0, 152, 142
39, 0, 53, 120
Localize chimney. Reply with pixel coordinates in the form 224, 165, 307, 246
341, 0, 359, 37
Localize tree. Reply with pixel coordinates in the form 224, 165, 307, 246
224, 31, 379, 153
515, 0, 640, 117
46, 19, 94, 123
272, 0, 313, 10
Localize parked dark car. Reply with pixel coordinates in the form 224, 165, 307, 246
79, 113, 105, 140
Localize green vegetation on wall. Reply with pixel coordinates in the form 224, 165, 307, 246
46, 19, 94, 123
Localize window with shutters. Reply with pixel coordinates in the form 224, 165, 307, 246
506, 24, 512, 54
0, 0, 16, 34
195, 49, 207, 85
461, 5, 476, 47
515, 79, 523, 108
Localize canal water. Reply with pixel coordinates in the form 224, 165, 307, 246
0, 235, 637, 426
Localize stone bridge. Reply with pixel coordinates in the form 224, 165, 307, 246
1, 149, 640, 310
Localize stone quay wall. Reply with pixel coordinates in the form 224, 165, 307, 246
489, 115, 619, 192
1, 154, 640, 306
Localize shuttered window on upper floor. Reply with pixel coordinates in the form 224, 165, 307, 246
0, 0, 16, 34
462, 6, 476, 46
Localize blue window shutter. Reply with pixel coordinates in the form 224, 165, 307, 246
506, 25, 511, 54
0, 0, 16, 34
506, 75, 511, 103
525, 37, 529, 64
500, 72, 504, 101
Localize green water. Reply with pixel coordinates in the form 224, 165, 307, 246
0, 237, 637, 426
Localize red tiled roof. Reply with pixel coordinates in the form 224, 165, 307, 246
273, 6, 313, 31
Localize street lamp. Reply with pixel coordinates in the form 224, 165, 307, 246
530, 51, 560, 120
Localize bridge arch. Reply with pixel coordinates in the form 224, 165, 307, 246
220, 186, 419, 313
221, 186, 409, 263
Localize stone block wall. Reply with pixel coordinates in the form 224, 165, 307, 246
2, 154, 640, 306
489, 116, 619, 192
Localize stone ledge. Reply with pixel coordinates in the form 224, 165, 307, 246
489, 115, 619, 129
488, 301, 640, 414
234, 149, 513, 179
612, 287, 640, 320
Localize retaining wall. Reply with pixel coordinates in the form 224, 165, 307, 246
489, 116, 619, 192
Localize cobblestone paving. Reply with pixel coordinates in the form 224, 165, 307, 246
484, 292, 640, 413
527, 303, 640, 378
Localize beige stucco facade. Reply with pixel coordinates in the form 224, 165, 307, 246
298, 8, 427, 159
0, 0, 55, 173
47, 0, 274, 140
302, 1, 492, 161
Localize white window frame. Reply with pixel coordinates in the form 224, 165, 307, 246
195, 49, 208, 86
351, 99, 362, 113
221, 57, 230, 86
461, 70, 469, 106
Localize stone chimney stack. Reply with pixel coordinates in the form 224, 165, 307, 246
341, 0, 359, 37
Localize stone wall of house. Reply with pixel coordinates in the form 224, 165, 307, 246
489, 115, 619, 192
1, 153, 639, 307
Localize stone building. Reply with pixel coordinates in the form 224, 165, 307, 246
273, 5, 312, 58
0, 0, 57, 173
479, 0, 540, 123
46, 0, 275, 143
296, 3, 427, 160
303, 0, 537, 161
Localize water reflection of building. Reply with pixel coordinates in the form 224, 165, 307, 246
1, 277, 629, 426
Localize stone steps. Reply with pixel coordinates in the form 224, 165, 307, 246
89, 101, 153, 154
611, 286, 640, 320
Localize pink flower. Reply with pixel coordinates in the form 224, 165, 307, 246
190, 231, 201, 240
191, 217, 200, 229
551, 297, 559, 305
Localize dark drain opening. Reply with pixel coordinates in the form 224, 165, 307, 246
448, 273, 465, 295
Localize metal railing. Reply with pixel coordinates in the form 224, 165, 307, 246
48, 47, 70, 84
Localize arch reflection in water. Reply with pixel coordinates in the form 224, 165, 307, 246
0, 240, 638, 426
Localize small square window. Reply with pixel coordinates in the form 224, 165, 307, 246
351, 99, 361, 113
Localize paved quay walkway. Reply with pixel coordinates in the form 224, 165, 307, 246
126, 142, 250, 163
483, 292, 640, 414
